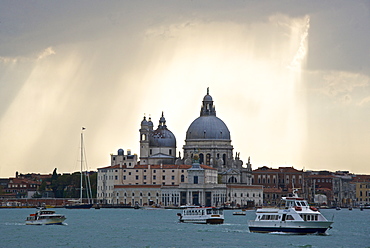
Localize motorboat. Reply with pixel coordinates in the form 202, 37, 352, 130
233, 211, 246, 215
26, 207, 66, 225
248, 189, 333, 234
177, 207, 224, 224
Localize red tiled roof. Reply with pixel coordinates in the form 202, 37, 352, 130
352, 175, 370, 182
253, 166, 303, 173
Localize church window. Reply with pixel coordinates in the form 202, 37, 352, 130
181, 175, 185, 182
172, 176, 175, 180
162, 176, 166, 180
153, 175, 156, 180
141, 134, 146, 141
150, 149, 152, 155
206, 154, 211, 165
169, 149, 172, 155
194, 176, 199, 184
222, 154, 226, 165
199, 154, 204, 164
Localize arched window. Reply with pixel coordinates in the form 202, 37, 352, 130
199, 154, 204, 164
181, 175, 185, 182
206, 154, 211, 165
228, 176, 237, 183
222, 154, 226, 165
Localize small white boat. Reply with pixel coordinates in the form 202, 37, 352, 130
26, 207, 66, 225
177, 207, 224, 224
248, 189, 333, 234
233, 211, 246, 215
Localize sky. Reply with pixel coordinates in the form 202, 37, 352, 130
0, 1, 369, 178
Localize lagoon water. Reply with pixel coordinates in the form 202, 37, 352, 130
1, 208, 369, 248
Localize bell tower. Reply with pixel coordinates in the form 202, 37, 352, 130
139, 115, 151, 164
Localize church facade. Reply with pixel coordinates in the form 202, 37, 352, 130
97, 89, 262, 207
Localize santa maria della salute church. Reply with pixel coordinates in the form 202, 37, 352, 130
97, 89, 263, 207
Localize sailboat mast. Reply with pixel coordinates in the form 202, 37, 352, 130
80, 130, 84, 201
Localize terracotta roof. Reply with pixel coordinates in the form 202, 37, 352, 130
352, 175, 370, 182
253, 166, 303, 173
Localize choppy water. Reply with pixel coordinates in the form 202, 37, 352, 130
1, 208, 369, 248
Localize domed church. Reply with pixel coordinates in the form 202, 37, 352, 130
177, 88, 252, 184
138, 88, 252, 185
98, 88, 261, 206
139, 112, 177, 165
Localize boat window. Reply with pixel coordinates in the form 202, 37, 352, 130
296, 201, 301, 206
207, 209, 212, 215
301, 201, 307, 206
286, 215, 294, 220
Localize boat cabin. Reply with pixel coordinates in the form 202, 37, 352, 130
183, 207, 223, 216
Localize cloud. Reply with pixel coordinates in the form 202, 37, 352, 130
287, 15, 310, 71
0, 47, 56, 65
310, 71, 370, 104
37, 47, 56, 60
358, 96, 370, 106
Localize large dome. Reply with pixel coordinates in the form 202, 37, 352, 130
186, 115, 230, 140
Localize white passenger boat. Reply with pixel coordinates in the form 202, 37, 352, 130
26, 207, 66, 225
248, 189, 333, 234
177, 207, 224, 224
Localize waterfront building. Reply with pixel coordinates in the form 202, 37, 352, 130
353, 175, 370, 206
97, 89, 262, 207
252, 166, 304, 191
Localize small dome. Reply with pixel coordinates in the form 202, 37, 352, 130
118, 149, 124, 155
149, 128, 176, 147
203, 94, 213, 102
141, 116, 148, 126
148, 117, 153, 126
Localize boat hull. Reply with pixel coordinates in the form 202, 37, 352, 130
65, 203, 93, 209
26, 217, 66, 225
248, 220, 333, 234
180, 217, 224, 224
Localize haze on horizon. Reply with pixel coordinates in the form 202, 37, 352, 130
0, 1, 369, 178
